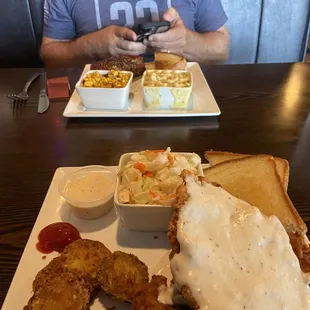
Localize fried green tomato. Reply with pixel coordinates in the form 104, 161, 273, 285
32, 257, 66, 292
60, 239, 113, 285
97, 251, 149, 302
24, 270, 92, 310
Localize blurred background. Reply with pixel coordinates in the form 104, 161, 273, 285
0, 0, 309, 67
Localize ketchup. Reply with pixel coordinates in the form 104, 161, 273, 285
36, 222, 81, 254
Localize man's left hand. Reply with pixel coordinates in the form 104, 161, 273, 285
144, 8, 186, 55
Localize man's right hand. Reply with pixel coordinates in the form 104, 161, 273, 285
96, 25, 146, 58
40, 25, 147, 67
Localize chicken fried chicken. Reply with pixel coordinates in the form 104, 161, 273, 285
133, 275, 175, 310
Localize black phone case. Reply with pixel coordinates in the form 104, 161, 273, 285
136, 21, 170, 42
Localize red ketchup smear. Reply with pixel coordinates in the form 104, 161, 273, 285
36, 222, 81, 254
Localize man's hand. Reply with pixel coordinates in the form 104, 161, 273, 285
98, 25, 146, 58
144, 8, 186, 55
41, 25, 146, 67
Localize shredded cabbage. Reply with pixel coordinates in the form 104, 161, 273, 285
118, 148, 201, 206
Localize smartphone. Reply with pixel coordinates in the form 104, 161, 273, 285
136, 21, 170, 42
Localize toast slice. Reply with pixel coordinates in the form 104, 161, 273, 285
154, 52, 187, 70
203, 155, 306, 234
205, 151, 289, 190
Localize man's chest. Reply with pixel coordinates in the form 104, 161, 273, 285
71, 0, 196, 35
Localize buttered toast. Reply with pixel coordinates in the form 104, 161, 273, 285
154, 52, 187, 70
205, 151, 289, 190
203, 155, 306, 235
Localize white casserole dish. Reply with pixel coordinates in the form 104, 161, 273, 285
75, 70, 133, 110
141, 70, 193, 110
114, 152, 203, 231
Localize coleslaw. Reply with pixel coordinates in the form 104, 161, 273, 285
118, 148, 201, 205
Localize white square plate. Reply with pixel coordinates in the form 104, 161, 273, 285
63, 63, 221, 118
1, 165, 208, 310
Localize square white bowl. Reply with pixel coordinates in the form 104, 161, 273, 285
114, 152, 203, 231
141, 70, 193, 110
75, 70, 133, 110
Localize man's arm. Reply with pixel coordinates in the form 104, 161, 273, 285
40, 35, 103, 68
184, 26, 229, 63
40, 26, 147, 67
146, 8, 229, 64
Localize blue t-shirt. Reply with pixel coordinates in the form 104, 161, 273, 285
43, 0, 227, 40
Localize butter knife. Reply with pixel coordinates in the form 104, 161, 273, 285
38, 72, 50, 114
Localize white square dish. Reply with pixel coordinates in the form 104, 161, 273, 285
141, 70, 193, 110
1, 167, 171, 310
114, 152, 204, 232
63, 63, 221, 118
75, 70, 133, 110
2, 164, 209, 310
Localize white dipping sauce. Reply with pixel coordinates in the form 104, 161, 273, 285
65, 172, 115, 202
170, 176, 310, 310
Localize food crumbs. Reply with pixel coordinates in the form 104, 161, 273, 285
42, 256, 46, 260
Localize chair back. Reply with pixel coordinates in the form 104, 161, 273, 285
222, 0, 310, 64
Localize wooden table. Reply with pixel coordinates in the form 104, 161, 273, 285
1, 63, 310, 306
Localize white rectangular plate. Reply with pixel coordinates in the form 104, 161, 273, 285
2, 165, 208, 310
63, 63, 221, 118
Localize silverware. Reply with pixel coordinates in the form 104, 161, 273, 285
37, 72, 50, 114
7, 72, 41, 103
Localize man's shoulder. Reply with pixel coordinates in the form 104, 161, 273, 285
46, 0, 79, 10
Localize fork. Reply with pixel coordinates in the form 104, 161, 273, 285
7, 72, 41, 103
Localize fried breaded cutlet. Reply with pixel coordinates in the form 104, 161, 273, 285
60, 239, 113, 285
168, 170, 310, 310
24, 269, 92, 310
133, 275, 192, 310
97, 251, 149, 302
289, 232, 310, 273
168, 171, 207, 260
133, 275, 175, 310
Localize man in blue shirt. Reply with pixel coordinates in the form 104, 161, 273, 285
41, 0, 229, 67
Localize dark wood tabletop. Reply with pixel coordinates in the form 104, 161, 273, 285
1, 62, 310, 306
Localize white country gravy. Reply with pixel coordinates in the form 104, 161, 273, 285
65, 172, 115, 202
169, 176, 310, 309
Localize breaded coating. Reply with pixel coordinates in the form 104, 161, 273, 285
97, 251, 149, 302
168, 171, 210, 259
168, 171, 216, 309
24, 270, 92, 310
32, 257, 66, 292
60, 239, 113, 285
288, 232, 310, 273
133, 275, 192, 310
133, 275, 175, 310
179, 286, 198, 310
168, 171, 193, 259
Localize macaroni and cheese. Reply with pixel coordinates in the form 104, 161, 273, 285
143, 70, 191, 88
